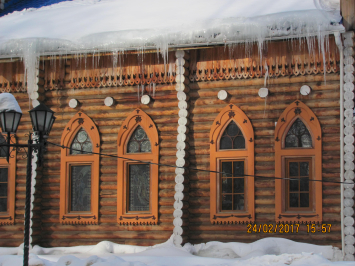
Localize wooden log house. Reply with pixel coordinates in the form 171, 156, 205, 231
0, 0, 354, 261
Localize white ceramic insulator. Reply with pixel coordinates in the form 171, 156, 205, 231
141, 95, 151, 105
344, 216, 355, 226
173, 217, 183, 227
173, 209, 183, 218
179, 109, 188, 118
344, 207, 355, 217
177, 133, 187, 142
175, 167, 185, 175
345, 235, 355, 245
175, 174, 184, 184
175, 183, 184, 193
173, 226, 183, 235
300, 85, 311, 95
174, 192, 184, 201
32, 99, 40, 108
69, 99, 78, 108
176, 141, 188, 150
177, 125, 189, 134
178, 117, 189, 126
178, 100, 189, 110
177, 91, 189, 101
174, 201, 183, 210
176, 158, 186, 167
104, 97, 114, 106
345, 226, 355, 236
173, 235, 183, 246
344, 199, 354, 208
344, 188, 355, 198
217, 90, 228, 100
258, 87, 268, 98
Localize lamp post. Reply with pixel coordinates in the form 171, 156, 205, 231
0, 102, 55, 266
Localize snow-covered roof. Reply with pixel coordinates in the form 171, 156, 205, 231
0, 0, 344, 57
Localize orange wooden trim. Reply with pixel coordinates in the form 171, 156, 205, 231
275, 101, 322, 223
60, 112, 100, 225
210, 104, 255, 224
117, 109, 159, 225
0, 133, 16, 225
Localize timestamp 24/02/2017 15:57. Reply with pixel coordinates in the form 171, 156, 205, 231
246, 224, 332, 234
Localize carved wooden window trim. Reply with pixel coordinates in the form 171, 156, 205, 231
0, 133, 16, 225
210, 104, 254, 224
60, 112, 100, 225
275, 100, 322, 223
117, 109, 159, 225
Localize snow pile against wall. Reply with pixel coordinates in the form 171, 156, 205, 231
0, 93, 22, 113
0, 237, 350, 265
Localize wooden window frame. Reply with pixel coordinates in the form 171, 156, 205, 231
117, 109, 159, 225
60, 112, 100, 225
275, 100, 322, 223
0, 133, 16, 225
210, 104, 254, 224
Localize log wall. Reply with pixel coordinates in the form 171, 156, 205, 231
185, 42, 342, 247
38, 52, 178, 247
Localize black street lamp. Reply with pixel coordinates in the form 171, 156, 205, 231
0, 102, 55, 266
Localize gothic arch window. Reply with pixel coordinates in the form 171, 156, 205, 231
275, 101, 322, 223
60, 112, 100, 225
0, 132, 16, 225
210, 104, 254, 224
117, 109, 159, 225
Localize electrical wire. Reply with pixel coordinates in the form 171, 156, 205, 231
47, 141, 354, 185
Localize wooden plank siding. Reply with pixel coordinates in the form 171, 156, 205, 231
185, 42, 342, 247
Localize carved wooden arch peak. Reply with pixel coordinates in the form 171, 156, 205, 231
60, 111, 100, 225
117, 109, 159, 154
275, 100, 322, 149
0, 132, 16, 225
117, 109, 159, 225
61, 111, 100, 154
210, 104, 254, 150
210, 104, 255, 224
274, 101, 322, 223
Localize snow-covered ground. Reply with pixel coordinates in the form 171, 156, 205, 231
0, 237, 353, 266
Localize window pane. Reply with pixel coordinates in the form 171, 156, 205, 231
128, 164, 150, 211
233, 161, 244, 177
300, 193, 309, 207
233, 194, 244, 210
285, 118, 312, 148
300, 162, 309, 176
300, 178, 309, 191
127, 126, 151, 153
0, 134, 7, 158
289, 179, 298, 191
0, 183, 7, 197
220, 121, 245, 150
222, 178, 232, 193
0, 168, 8, 182
222, 195, 232, 210
0, 198, 6, 212
289, 162, 298, 176
221, 162, 232, 177
70, 128, 93, 155
233, 178, 244, 193
70, 165, 91, 212
220, 136, 232, 149
289, 193, 299, 207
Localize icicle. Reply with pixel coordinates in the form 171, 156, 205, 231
137, 85, 140, 102
153, 82, 156, 97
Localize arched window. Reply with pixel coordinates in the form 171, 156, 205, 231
275, 100, 322, 223
210, 104, 254, 224
117, 109, 159, 225
0, 133, 16, 225
60, 112, 100, 224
